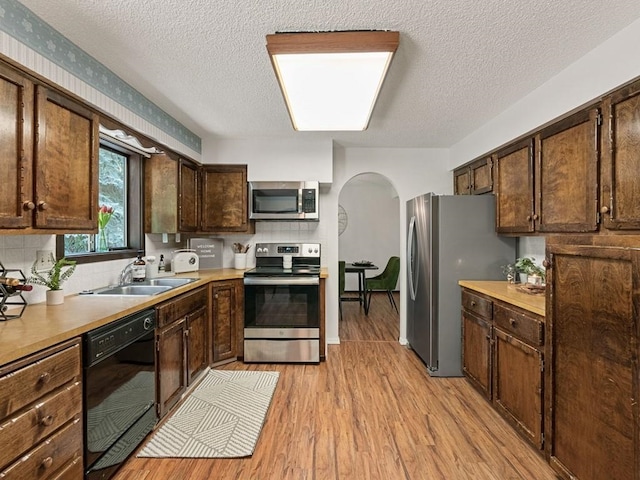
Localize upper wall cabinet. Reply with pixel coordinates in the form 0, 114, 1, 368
495, 108, 600, 235
145, 154, 199, 233
454, 156, 494, 195
601, 79, 640, 231
0, 65, 99, 232
534, 108, 599, 233
201, 164, 254, 233
0, 63, 34, 229
495, 139, 535, 234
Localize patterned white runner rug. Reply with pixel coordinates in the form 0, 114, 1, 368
137, 370, 279, 458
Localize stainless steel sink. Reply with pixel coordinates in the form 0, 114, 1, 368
85, 278, 197, 297
92, 285, 173, 296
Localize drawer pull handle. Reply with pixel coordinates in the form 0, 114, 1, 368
41, 456, 53, 469
471, 301, 476, 307
40, 415, 54, 426
509, 318, 516, 326
38, 372, 51, 384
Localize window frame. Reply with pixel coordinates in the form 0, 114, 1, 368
56, 140, 145, 264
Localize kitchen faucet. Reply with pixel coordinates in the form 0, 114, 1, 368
119, 262, 136, 285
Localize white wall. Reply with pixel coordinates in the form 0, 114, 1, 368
203, 138, 333, 183
450, 17, 640, 168
338, 175, 400, 292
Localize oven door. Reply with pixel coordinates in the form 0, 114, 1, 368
244, 276, 320, 363
244, 276, 319, 328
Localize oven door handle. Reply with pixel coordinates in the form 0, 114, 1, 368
244, 277, 320, 286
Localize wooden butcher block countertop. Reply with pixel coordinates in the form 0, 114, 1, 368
458, 280, 546, 317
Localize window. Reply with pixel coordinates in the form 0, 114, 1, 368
56, 142, 144, 263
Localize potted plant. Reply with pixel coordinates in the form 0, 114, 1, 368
515, 257, 536, 283
28, 254, 77, 305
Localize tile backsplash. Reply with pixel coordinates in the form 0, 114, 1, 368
0, 221, 326, 306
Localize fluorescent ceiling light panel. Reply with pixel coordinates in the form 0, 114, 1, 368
267, 31, 399, 131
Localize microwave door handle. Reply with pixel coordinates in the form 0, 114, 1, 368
298, 188, 303, 214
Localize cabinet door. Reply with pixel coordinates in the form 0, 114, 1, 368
178, 159, 199, 232
470, 156, 493, 194
201, 164, 252, 232
546, 242, 638, 480
144, 153, 178, 233
453, 166, 470, 195
186, 305, 209, 384
462, 310, 492, 399
493, 328, 543, 449
536, 108, 599, 233
495, 139, 535, 234
211, 281, 237, 363
0, 63, 33, 229
601, 80, 640, 230
156, 319, 187, 418
34, 86, 99, 230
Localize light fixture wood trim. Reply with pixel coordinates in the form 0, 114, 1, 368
266, 30, 399, 55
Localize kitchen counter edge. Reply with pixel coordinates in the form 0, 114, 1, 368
458, 280, 545, 317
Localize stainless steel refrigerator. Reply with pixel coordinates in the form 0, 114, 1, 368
406, 193, 515, 377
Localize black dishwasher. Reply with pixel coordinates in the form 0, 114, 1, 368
83, 309, 157, 480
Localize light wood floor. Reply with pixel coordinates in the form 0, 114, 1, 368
115, 292, 558, 480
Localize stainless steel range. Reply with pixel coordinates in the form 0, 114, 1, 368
243, 242, 321, 363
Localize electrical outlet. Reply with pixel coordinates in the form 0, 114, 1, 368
36, 250, 54, 272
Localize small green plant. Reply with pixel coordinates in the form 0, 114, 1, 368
515, 257, 545, 279
28, 255, 77, 291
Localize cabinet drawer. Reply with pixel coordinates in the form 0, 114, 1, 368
494, 303, 543, 346
0, 342, 80, 419
0, 382, 81, 471
0, 417, 82, 479
461, 290, 492, 319
156, 286, 208, 328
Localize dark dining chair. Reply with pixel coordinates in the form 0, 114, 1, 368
364, 256, 400, 315
338, 261, 346, 320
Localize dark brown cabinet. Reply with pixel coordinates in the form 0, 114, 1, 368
601, 78, 640, 231
545, 238, 639, 480
492, 303, 544, 449
453, 156, 494, 195
156, 287, 209, 418
461, 290, 493, 399
0, 338, 83, 478
0, 62, 99, 233
495, 139, 535, 234
535, 108, 600, 233
201, 164, 253, 233
144, 154, 199, 233
211, 280, 240, 363
461, 287, 545, 451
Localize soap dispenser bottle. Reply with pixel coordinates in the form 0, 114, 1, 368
158, 254, 166, 273
133, 253, 146, 282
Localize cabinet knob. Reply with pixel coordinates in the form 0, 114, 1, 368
37, 201, 48, 211
38, 372, 51, 384
470, 301, 476, 307
532, 214, 539, 220
23, 201, 35, 211
509, 318, 516, 326
601, 206, 610, 214
543, 259, 549, 268
41, 456, 53, 469
40, 414, 54, 426
526, 215, 532, 221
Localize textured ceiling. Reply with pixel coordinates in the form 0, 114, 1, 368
17, 0, 640, 148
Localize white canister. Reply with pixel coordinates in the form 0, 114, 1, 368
234, 253, 247, 270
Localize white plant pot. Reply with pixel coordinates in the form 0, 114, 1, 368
46, 289, 65, 306
234, 253, 247, 270
518, 273, 528, 284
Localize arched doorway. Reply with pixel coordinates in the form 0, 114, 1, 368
338, 173, 400, 340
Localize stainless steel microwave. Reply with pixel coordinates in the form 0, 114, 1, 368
249, 181, 319, 220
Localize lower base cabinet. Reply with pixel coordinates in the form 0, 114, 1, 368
156, 286, 209, 418
461, 288, 545, 450
0, 338, 83, 479
211, 280, 241, 363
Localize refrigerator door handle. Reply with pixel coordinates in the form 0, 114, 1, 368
407, 215, 418, 301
